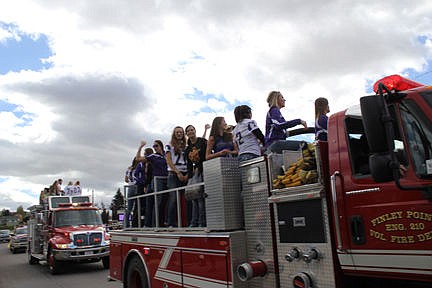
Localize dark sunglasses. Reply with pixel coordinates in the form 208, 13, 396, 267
153, 144, 159, 148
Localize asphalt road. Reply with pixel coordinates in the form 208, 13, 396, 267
0, 242, 122, 288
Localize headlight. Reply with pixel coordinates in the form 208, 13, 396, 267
56, 243, 69, 249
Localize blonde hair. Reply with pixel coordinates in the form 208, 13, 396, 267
170, 126, 186, 154
267, 91, 281, 108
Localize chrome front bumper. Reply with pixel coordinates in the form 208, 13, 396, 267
52, 245, 109, 261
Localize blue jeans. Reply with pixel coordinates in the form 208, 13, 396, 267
190, 197, 206, 227
124, 185, 137, 228
166, 172, 187, 227
144, 177, 167, 227
265, 140, 304, 154
238, 153, 260, 162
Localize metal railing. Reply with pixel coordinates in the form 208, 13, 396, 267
124, 177, 205, 229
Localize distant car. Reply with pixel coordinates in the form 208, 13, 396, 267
0, 229, 10, 243
9, 226, 28, 253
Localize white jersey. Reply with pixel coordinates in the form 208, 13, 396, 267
64, 185, 74, 196
165, 144, 188, 173
233, 119, 261, 156
73, 185, 81, 195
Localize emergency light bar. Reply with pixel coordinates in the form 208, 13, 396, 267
76, 202, 92, 207
58, 203, 73, 207
373, 74, 423, 93
58, 202, 92, 208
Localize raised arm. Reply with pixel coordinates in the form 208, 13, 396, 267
202, 124, 211, 139
135, 141, 146, 161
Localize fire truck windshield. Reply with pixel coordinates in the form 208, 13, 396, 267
54, 210, 102, 227
400, 97, 432, 178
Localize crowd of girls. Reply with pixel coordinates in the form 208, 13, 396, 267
124, 92, 329, 228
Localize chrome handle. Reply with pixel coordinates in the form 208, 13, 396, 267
330, 171, 343, 251
285, 247, 301, 262
303, 248, 320, 263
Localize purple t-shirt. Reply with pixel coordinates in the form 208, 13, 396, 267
315, 114, 328, 141
146, 153, 168, 177
265, 106, 301, 148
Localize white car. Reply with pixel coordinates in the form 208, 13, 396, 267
9, 226, 28, 253
0, 229, 10, 243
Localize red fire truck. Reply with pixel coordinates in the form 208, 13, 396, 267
109, 75, 432, 287
27, 195, 110, 274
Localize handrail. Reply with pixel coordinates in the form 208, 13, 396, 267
330, 171, 343, 252
125, 179, 205, 229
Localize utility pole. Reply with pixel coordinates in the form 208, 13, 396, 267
92, 189, 94, 205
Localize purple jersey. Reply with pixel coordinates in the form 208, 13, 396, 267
146, 153, 168, 177
315, 114, 328, 141
265, 106, 301, 148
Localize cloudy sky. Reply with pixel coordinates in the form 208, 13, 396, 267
1, 0, 432, 211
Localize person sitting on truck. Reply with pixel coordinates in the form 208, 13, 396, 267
233, 105, 265, 162
314, 97, 330, 141
206, 116, 238, 160
264, 91, 307, 153
165, 126, 189, 228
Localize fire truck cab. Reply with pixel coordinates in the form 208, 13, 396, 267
27, 195, 110, 274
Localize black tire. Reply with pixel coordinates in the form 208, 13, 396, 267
48, 249, 61, 275
28, 245, 38, 265
102, 256, 110, 269
125, 255, 148, 288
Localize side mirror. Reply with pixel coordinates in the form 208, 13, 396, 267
360, 95, 394, 153
361, 94, 400, 183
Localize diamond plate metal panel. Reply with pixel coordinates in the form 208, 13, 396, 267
240, 157, 278, 288
228, 231, 248, 288
204, 157, 243, 231
273, 187, 338, 288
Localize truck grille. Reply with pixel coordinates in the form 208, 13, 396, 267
16, 237, 27, 243
73, 232, 103, 246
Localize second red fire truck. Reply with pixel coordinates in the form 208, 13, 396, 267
27, 195, 110, 274
109, 75, 432, 287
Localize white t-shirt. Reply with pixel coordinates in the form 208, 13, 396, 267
233, 119, 261, 156
73, 185, 81, 195
64, 185, 74, 196
165, 144, 188, 172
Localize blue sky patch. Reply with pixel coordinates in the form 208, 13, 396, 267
0, 22, 52, 74
403, 62, 432, 85
365, 59, 432, 94
0, 100, 33, 126
185, 88, 249, 114
417, 35, 428, 45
